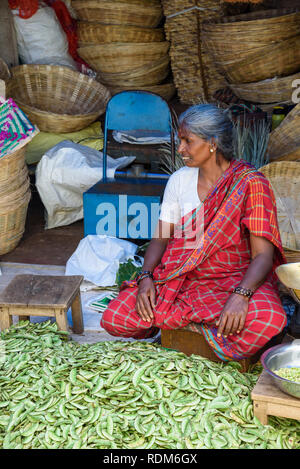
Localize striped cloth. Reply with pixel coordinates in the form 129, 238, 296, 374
0, 98, 39, 158
101, 160, 287, 360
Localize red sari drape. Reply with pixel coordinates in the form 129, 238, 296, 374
101, 160, 287, 360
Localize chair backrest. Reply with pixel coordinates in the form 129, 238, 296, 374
102, 90, 175, 181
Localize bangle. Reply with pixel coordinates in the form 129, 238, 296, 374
232, 286, 254, 299
136, 271, 154, 284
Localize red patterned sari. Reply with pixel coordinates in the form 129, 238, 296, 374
101, 160, 287, 360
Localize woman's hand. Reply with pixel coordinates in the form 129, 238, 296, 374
136, 277, 156, 323
216, 293, 249, 338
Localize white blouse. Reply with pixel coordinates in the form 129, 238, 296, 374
159, 167, 202, 224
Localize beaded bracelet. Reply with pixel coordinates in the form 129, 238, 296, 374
136, 271, 154, 285
232, 286, 254, 298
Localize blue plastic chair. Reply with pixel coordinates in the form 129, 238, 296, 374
102, 90, 176, 182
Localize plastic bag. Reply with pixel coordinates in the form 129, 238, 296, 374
35, 140, 135, 229
12, 3, 77, 69
65, 235, 138, 287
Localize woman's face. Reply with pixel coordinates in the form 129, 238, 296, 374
177, 127, 214, 167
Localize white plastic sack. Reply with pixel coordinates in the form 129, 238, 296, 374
12, 4, 77, 69
35, 140, 136, 229
65, 235, 138, 287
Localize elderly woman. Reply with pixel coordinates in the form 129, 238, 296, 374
101, 104, 287, 361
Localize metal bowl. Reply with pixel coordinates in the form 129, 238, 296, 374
261, 340, 300, 399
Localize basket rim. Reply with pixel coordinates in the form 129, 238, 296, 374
224, 34, 300, 82
228, 70, 300, 103
229, 70, 300, 89
72, 0, 162, 9
203, 8, 300, 26
77, 21, 164, 31
8, 64, 111, 119
0, 140, 28, 160
13, 98, 101, 120
10, 63, 102, 81
78, 41, 169, 53
97, 55, 170, 79
283, 246, 300, 253
259, 160, 300, 175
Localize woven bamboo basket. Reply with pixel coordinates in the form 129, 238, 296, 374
0, 165, 28, 198
0, 182, 31, 256
109, 82, 176, 102
202, 9, 300, 65
96, 56, 170, 87
161, 0, 226, 104
267, 103, 300, 162
77, 22, 165, 45
259, 161, 300, 259
223, 34, 300, 84
78, 42, 170, 74
0, 145, 27, 184
6, 65, 111, 133
229, 71, 300, 104
72, 0, 163, 28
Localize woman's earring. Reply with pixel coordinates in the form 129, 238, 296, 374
210, 147, 214, 153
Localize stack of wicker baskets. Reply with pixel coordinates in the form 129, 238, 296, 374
202, 9, 300, 107
161, 0, 226, 105
73, 0, 175, 101
0, 144, 31, 255
259, 161, 300, 263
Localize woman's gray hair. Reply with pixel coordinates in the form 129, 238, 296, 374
178, 104, 234, 161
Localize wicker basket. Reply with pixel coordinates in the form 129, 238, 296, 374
259, 162, 300, 257
267, 103, 300, 162
97, 56, 170, 87
0, 182, 31, 256
77, 22, 165, 45
6, 65, 111, 133
0, 145, 27, 184
109, 82, 176, 102
229, 71, 300, 104
72, 0, 163, 27
202, 9, 300, 65
78, 42, 170, 74
223, 35, 300, 84
161, 0, 226, 104
0, 165, 28, 198
282, 248, 300, 264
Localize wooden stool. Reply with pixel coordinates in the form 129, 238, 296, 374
251, 370, 300, 425
0, 274, 84, 334
161, 328, 252, 372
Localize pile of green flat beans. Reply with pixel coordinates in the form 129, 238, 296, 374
0, 320, 299, 449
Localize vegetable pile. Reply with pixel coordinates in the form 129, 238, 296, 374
0, 321, 299, 449
275, 367, 300, 383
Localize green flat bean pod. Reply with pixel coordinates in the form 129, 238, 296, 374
0, 321, 299, 449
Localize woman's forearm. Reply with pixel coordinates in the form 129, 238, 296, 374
142, 238, 168, 272
238, 253, 273, 292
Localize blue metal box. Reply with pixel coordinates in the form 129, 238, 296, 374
83, 177, 167, 240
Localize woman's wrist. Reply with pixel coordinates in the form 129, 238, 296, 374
232, 286, 254, 299
136, 270, 154, 285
